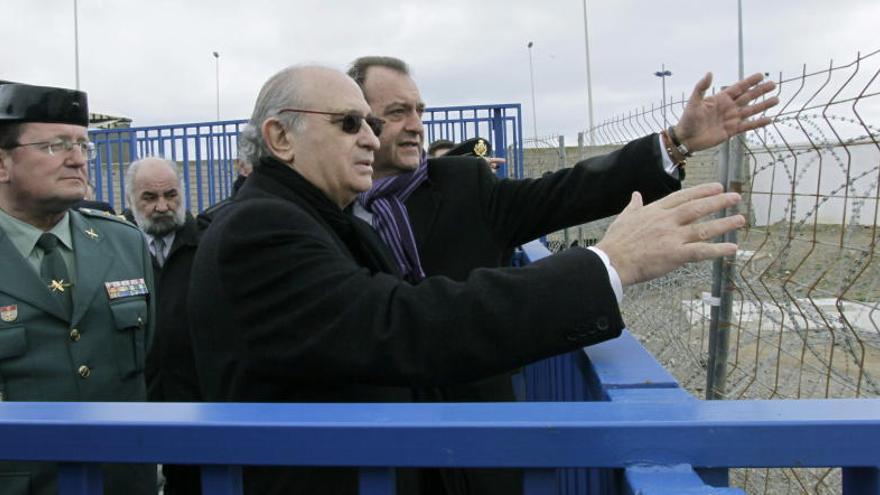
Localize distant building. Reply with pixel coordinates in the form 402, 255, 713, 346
89, 112, 132, 129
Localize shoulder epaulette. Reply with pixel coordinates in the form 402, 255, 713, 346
76, 207, 139, 229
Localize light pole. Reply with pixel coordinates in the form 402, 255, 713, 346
737, 0, 744, 80
527, 41, 538, 143
213, 51, 220, 122
581, 0, 594, 145
73, 0, 80, 89
654, 64, 672, 127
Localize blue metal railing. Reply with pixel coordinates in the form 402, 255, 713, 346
89, 120, 246, 212
87, 103, 525, 213
1, 241, 878, 494
423, 104, 525, 179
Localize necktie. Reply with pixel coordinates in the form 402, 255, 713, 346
37, 233, 73, 316
152, 237, 166, 267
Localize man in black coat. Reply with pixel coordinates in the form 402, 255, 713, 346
346, 56, 778, 494
189, 64, 747, 494
125, 156, 201, 494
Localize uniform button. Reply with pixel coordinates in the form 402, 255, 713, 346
78, 365, 91, 378
596, 317, 609, 331
69, 328, 81, 342
137, 316, 144, 329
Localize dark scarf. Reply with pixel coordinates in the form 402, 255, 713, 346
356, 154, 429, 283
257, 156, 396, 274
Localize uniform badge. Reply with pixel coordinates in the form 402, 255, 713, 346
473, 139, 488, 158
105, 278, 149, 300
49, 280, 72, 293
84, 228, 99, 239
0, 305, 18, 322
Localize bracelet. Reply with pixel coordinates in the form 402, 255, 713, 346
660, 129, 688, 169
666, 125, 693, 157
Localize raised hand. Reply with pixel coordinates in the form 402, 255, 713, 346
596, 182, 745, 286
674, 72, 778, 152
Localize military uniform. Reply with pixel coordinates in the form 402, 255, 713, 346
0, 207, 156, 494
0, 81, 158, 493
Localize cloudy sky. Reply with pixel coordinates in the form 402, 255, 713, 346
4, 0, 878, 141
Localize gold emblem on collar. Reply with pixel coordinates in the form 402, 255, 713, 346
85, 228, 99, 239
473, 139, 488, 158
49, 280, 72, 293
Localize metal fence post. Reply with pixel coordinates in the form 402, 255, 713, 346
558, 135, 569, 247
706, 133, 743, 400
577, 131, 584, 161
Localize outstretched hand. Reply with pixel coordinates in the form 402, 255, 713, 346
485, 157, 505, 172
675, 72, 778, 152
596, 183, 745, 287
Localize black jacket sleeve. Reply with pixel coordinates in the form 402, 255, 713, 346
190, 198, 623, 391
480, 133, 681, 249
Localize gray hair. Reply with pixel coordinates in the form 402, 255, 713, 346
240, 65, 313, 167
236, 124, 257, 168
125, 156, 184, 201
346, 56, 411, 91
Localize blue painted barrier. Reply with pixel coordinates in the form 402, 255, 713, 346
0, 397, 878, 493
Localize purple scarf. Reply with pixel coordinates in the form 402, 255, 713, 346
357, 154, 429, 282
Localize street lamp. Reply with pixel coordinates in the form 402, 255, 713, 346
654, 64, 672, 127
582, 0, 594, 145
213, 51, 220, 122
73, 0, 80, 89
527, 41, 538, 143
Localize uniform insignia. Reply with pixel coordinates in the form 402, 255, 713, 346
49, 279, 72, 293
473, 139, 488, 158
84, 228, 99, 239
105, 278, 149, 300
0, 305, 17, 322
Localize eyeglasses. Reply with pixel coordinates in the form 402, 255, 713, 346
277, 108, 385, 137
8, 138, 97, 161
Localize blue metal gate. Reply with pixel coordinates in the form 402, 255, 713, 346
88, 104, 524, 212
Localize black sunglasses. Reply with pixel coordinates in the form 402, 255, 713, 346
277, 108, 385, 137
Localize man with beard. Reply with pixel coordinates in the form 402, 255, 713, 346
125, 156, 201, 494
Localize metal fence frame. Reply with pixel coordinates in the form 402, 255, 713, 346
87, 103, 525, 213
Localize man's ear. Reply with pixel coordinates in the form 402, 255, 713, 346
262, 118, 295, 163
0, 150, 11, 184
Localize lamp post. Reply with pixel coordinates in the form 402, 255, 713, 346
654, 64, 672, 127
527, 41, 538, 144
213, 51, 220, 122
73, 0, 80, 89
581, 0, 594, 145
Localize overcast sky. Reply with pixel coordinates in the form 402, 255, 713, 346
4, 0, 878, 142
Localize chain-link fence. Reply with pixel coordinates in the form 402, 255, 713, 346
525, 49, 880, 494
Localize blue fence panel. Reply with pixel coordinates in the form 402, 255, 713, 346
424, 104, 524, 179
88, 120, 247, 213
87, 104, 524, 214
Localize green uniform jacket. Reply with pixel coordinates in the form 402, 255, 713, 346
0, 208, 156, 495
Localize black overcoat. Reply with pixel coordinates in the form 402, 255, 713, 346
405, 133, 680, 494
189, 160, 625, 494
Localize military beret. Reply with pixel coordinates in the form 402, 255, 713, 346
427, 139, 455, 157
0, 81, 89, 127
445, 137, 492, 158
